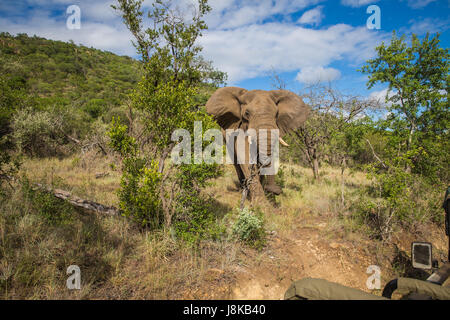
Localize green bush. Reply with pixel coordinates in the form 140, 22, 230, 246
102, 106, 130, 126
21, 178, 73, 225
12, 105, 87, 157
107, 117, 137, 157
174, 194, 225, 245
118, 159, 163, 228
83, 98, 107, 119
12, 107, 63, 157
232, 207, 266, 249
351, 156, 446, 240
108, 119, 162, 228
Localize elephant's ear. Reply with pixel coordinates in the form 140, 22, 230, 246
271, 90, 310, 136
206, 87, 247, 129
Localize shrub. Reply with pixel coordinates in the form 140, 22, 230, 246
12, 105, 87, 157
108, 119, 162, 228
118, 159, 163, 228
174, 194, 225, 245
12, 107, 62, 157
102, 106, 130, 127
21, 178, 73, 225
83, 98, 107, 119
351, 157, 446, 241
232, 207, 266, 249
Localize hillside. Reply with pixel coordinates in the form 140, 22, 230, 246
0, 32, 141, 118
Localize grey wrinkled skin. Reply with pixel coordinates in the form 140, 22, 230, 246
206, 87, 310, 199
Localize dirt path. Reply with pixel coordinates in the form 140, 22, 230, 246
230, 216, 379, 299
180, 215, 387, 300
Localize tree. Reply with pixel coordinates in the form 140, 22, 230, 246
360, 32, 449, 177
287, 85, 379, 180
113, 0, 225, 168
112, 0, 225, 88
110, 0, 225, 238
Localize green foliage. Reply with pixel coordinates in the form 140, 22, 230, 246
360, 31, 449, 181
232, 207, 266, 249
133, 78, 199, 149
109, 0, 225, 244
0, 32, 141, 122
119, 159, 163, 228
107, 117, 138, 157
21, 178, 73, 225
351, 151, 445, 240
275, 165, 286, 189
12, 105, 87, 157
174, 194, 225, 245
108, 119, 162, 228
0, 73, 25, 186
112, 0, 226, 87
83, 98, 107, 118
348, 31, 449, 241
102, 106, 130, 127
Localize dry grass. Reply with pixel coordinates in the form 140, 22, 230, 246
204, 162, 371, 237
0, 186, 239, 299
1, 151, 242, 299
20, 151, 121, 206
1, 151, 446, 299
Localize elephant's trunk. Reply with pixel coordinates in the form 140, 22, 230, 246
254, 124, 278, 167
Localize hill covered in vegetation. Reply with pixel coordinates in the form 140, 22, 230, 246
0, 32, 141, 120
0, 33, 144, 159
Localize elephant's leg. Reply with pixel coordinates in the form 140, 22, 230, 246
239, 163, 265, 202
262, 174, 282, 195
233, 130, 265, 203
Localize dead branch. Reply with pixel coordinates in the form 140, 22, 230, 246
365, 138, 388, 169
34, 183, 120, 216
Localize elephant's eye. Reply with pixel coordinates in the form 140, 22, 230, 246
244, 110, 250, 118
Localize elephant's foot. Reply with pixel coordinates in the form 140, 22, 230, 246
264, 183, 282, 195
262, 175, 282, 195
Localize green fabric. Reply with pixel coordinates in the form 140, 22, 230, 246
398, 277, 450, 300
284, 278, 387, 300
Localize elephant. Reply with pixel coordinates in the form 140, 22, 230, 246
205, 87, 310, 201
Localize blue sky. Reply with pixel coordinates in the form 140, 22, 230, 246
0, 0, 448, 99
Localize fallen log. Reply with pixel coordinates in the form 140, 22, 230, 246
95, 172, 110, 179
34, 183, 121, 216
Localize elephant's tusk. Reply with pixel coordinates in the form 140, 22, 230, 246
279, 137, 289, 147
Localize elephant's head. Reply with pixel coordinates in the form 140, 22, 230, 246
206, 87, 310, 165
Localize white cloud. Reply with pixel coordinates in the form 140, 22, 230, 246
0, 0, 390, 84
402, 17, 450, 35
297, 6, 324, 26
369, 88, 398, 108
200, 23, 387, 82
340, 0, 379, 7
295, 66, 341, 84
404, 0, 437, 9
205, 0, 324, 29
0, 5, 137, 56
369, 88, 389, 101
